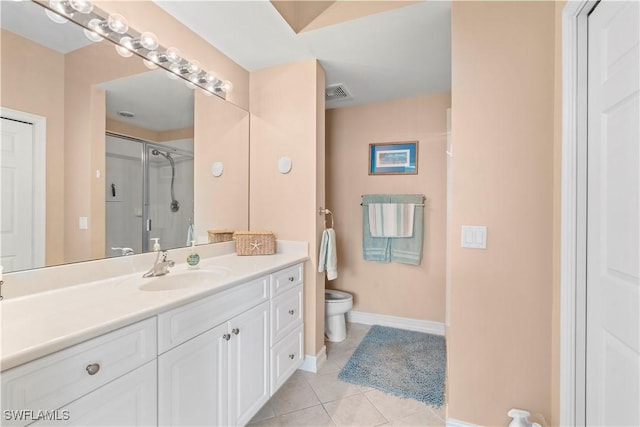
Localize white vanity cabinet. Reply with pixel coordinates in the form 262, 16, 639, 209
1, 318, 157, 427
1, 261, 306, 427
157, 276, 271, 427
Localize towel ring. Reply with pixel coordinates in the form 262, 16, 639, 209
318, 207, 334, 229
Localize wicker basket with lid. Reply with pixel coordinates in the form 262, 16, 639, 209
234, 231, 276, 256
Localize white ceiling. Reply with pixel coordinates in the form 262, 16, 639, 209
154, 0, 451, 109
1, 0, 451, 112
0, 0, 93, 53
100, 70, 195, 132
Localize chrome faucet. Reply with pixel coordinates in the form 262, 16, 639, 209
143, 250, 175, 278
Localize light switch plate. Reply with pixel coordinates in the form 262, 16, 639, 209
461, 225, 487, 249
79, 216, 88, 230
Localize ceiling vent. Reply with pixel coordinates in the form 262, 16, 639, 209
325, 84, 351, 102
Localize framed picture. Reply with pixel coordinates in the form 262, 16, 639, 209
368, 141, 418, 175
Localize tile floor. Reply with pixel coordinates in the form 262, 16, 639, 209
249, 323, 446, 427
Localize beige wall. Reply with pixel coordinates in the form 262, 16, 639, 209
326, 93, 449, 322
448, 2, 555, 425
63, 42, 148, 263
250, 59, 326, 356
194, 92, 250, 237
551, 1, 567, 425
0, 30, 66, 266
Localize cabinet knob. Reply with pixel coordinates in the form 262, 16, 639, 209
288, 354, 295, 360
232, 328, 240, 335
288, 309, 295, 315
223, 334, 231, 341
288, 276, 295, 282
86, 363, 100, 375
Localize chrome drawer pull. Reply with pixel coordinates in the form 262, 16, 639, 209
223, 334, 231, 341
86, 363, 100, 375
288, 309, 295, 315
288, 276, 295, 282
232, 328, 240, 335
288, 354, 295, 360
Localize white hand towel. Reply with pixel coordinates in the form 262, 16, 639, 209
368, 203, 415, 237
318, 228, 338, 280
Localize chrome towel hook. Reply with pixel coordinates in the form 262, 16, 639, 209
318, 207, 334, 229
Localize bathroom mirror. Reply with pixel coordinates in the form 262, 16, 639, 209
0, 0, 249, 273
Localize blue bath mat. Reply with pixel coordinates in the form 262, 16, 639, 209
338, 325, 446, 407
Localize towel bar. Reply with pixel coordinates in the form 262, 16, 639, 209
361, 203, 425, 207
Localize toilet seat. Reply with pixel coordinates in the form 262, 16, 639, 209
325, 290, 352, 303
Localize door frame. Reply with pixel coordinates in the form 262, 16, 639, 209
560, 1, 598, 425
0, 107, 47, 269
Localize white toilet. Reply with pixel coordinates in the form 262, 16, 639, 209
324, 290, 353, 342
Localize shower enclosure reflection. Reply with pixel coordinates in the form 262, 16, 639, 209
105, 134, 194, 257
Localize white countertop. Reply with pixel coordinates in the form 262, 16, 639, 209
1, 249, 308, 372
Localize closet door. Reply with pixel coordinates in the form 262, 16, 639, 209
586, 1, 639, 425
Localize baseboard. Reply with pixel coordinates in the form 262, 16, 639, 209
347, 311, 445, 336
298, 345, 327, 373
446, 418, 478, 427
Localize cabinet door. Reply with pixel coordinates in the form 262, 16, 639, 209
228, 302, 270, 426
31, 361, 157, 426
158, 324, 228, 426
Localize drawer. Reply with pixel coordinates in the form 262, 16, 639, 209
270, 264, 303, 297
270, 325, 304, 396
31, 361, 157, 426
158, 276, 269, 353
1, 318, 156, 427
270, 284, 303, 343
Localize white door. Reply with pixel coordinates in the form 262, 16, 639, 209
158, 323, 228, 426
586, 1, 639, 425
0, 118, 34, 272
228, 301, 270, 426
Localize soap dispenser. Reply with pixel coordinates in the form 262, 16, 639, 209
151, 238, 161, 251
187, 240, 200, 269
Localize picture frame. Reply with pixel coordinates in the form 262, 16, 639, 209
368, 141, 418, 175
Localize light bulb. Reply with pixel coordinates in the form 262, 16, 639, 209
107, 13, 128, 34
165, 47, 181, 64
69, 0, 93, 14
205, 82, 216, 92
187, 60, 201, 74
143, 60, 158, 70
47, 0, 71, 22
166, 64, 181, 80
45, 9, 68, 24
221, 80, 233, 93
83, 28, 103, 42
144, 51, 160, 69
115, 37, 133, 57
139, 32, 158, 50
188, 73, 200, 84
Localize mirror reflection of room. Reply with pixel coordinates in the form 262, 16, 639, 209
1, 0, 249, 273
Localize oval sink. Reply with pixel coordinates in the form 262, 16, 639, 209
139, 267, 231, 292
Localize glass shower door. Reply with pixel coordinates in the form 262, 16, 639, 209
144, 144, 194, 252
105, 134, 144, 257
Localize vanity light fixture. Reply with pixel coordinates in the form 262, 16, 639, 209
35, 0, 232, 99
